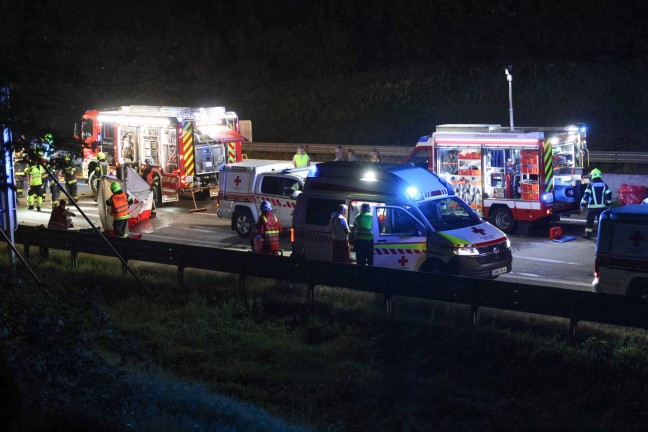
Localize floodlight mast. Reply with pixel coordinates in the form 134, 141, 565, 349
505, 66, 514, 131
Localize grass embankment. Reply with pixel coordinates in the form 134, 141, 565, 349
2, 248, 648, 431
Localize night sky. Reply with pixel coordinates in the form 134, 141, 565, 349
2, 1, 648, 149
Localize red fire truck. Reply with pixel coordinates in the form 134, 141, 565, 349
75, 105, 248, 202
405, 124, 589, 233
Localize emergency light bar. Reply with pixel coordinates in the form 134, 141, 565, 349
97, 114, 170, 127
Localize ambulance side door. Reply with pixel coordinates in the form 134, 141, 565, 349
373, 206, 427, 271
256, 174, 302, 227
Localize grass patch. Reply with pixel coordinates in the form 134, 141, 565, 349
2, 247, 648, 430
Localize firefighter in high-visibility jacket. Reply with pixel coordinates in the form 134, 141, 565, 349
580, 168, 612, 239
93, 152, 109, 202
106, 181, 133, 238
353, 203, 374, 266
254, 200, 282, 255
26, 163, 45, 211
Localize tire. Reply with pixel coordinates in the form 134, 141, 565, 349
233, 209, 254, 238
490, 207, 517, 234
627, 279, 648, 304
88, 171, 99, 194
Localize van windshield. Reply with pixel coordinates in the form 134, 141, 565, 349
416, 196, 482, 231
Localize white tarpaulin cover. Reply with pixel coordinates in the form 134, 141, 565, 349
98, 167, 154, 234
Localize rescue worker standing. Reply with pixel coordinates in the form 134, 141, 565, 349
48, 199, 76, 230
106, 181, 133, 238
93, 152, 109, 202
330, 204, 351, 263
26, 161, 45, 211
353, 203, 374, 266
255, 200, 282, 255
292, 145, 310, 168
141, 157, 161, 218
62, 155, 78, 201
580, 168, 612, 239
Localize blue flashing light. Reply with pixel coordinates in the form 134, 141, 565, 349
307, 164, 320, 177
406, 187, 420, 200
418, 136, 430, 143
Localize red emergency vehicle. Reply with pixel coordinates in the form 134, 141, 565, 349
405, 124, 589, 233
75, 105, 247, 202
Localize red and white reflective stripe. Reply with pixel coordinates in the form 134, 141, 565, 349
303, 231, 332, 244
374, 248, 425, 255
257, 196, 297, 208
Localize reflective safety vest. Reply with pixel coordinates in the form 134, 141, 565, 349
580, 179, 612, 209
293, 153, 309, 168
109, 192, 130, 219
145, 167, 160, 187
261, 213, 281, 250
354, 212, 374, 240
27, 165, 44, 186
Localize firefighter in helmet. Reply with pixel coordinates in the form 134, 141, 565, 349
254, 200, 282, 255
62, 154, 78, 201
92, 152, 109, 202
105, 181, 133, 238
141, 157, 161, 218
580, 168, 612, 239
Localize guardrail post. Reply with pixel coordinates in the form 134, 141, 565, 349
239, 274, 247, 306
39, 245, 48, 262
570, 317, 579, 344
307, 283, 316, 307
471, 304, 480, 327
384, 294, 393, 315
178, 265, 185, 287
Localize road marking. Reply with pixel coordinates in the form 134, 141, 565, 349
502, 272, 592, 289
513, 256, 583, 266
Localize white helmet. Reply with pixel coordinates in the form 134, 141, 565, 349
144, 157, 154, 165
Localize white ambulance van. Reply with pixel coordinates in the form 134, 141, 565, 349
291, 161, 513, 278
217, 160, 310, 237
593, 204, 648, 299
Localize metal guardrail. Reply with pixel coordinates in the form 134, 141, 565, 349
243, 143, 648, 164
10, 226, 648, 342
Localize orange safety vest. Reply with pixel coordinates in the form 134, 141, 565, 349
110, 192, 130, 219
146, 168, 159, 186
261, 213, 281, 251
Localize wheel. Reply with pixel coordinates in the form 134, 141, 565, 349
490, 207, 517, 234
88, 171, 99, 194
233, 210, 254, 237
627, 279, 648, 304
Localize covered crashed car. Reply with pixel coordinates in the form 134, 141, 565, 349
97, 166, 154, 236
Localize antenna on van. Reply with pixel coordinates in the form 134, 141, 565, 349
505, 66, 514, 131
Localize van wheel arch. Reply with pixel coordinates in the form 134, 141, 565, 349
627, 278, 648, 303
232, 207, 254, 238
419, 259, 445, 274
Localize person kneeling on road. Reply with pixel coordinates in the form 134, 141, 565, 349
48, 199, 76, 230
106, 181, 133, 238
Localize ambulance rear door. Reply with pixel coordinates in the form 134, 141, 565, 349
373, 206, 427, 271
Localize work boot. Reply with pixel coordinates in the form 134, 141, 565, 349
582, 233, 591, 239
37, 206, 41, 212
28, 205, 34, 210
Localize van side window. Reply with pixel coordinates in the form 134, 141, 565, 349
260, 176, 299, 197
305, 198, 344, 226
378, 207, 418, 235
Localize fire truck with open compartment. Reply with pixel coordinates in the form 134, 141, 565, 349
75, 105, 247, 202
405, 124, 589, 233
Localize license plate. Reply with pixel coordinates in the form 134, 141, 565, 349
491, 266, 508, 276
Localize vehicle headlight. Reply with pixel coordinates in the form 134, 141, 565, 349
454, 246, 479, 256
506, 238, 511, 249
